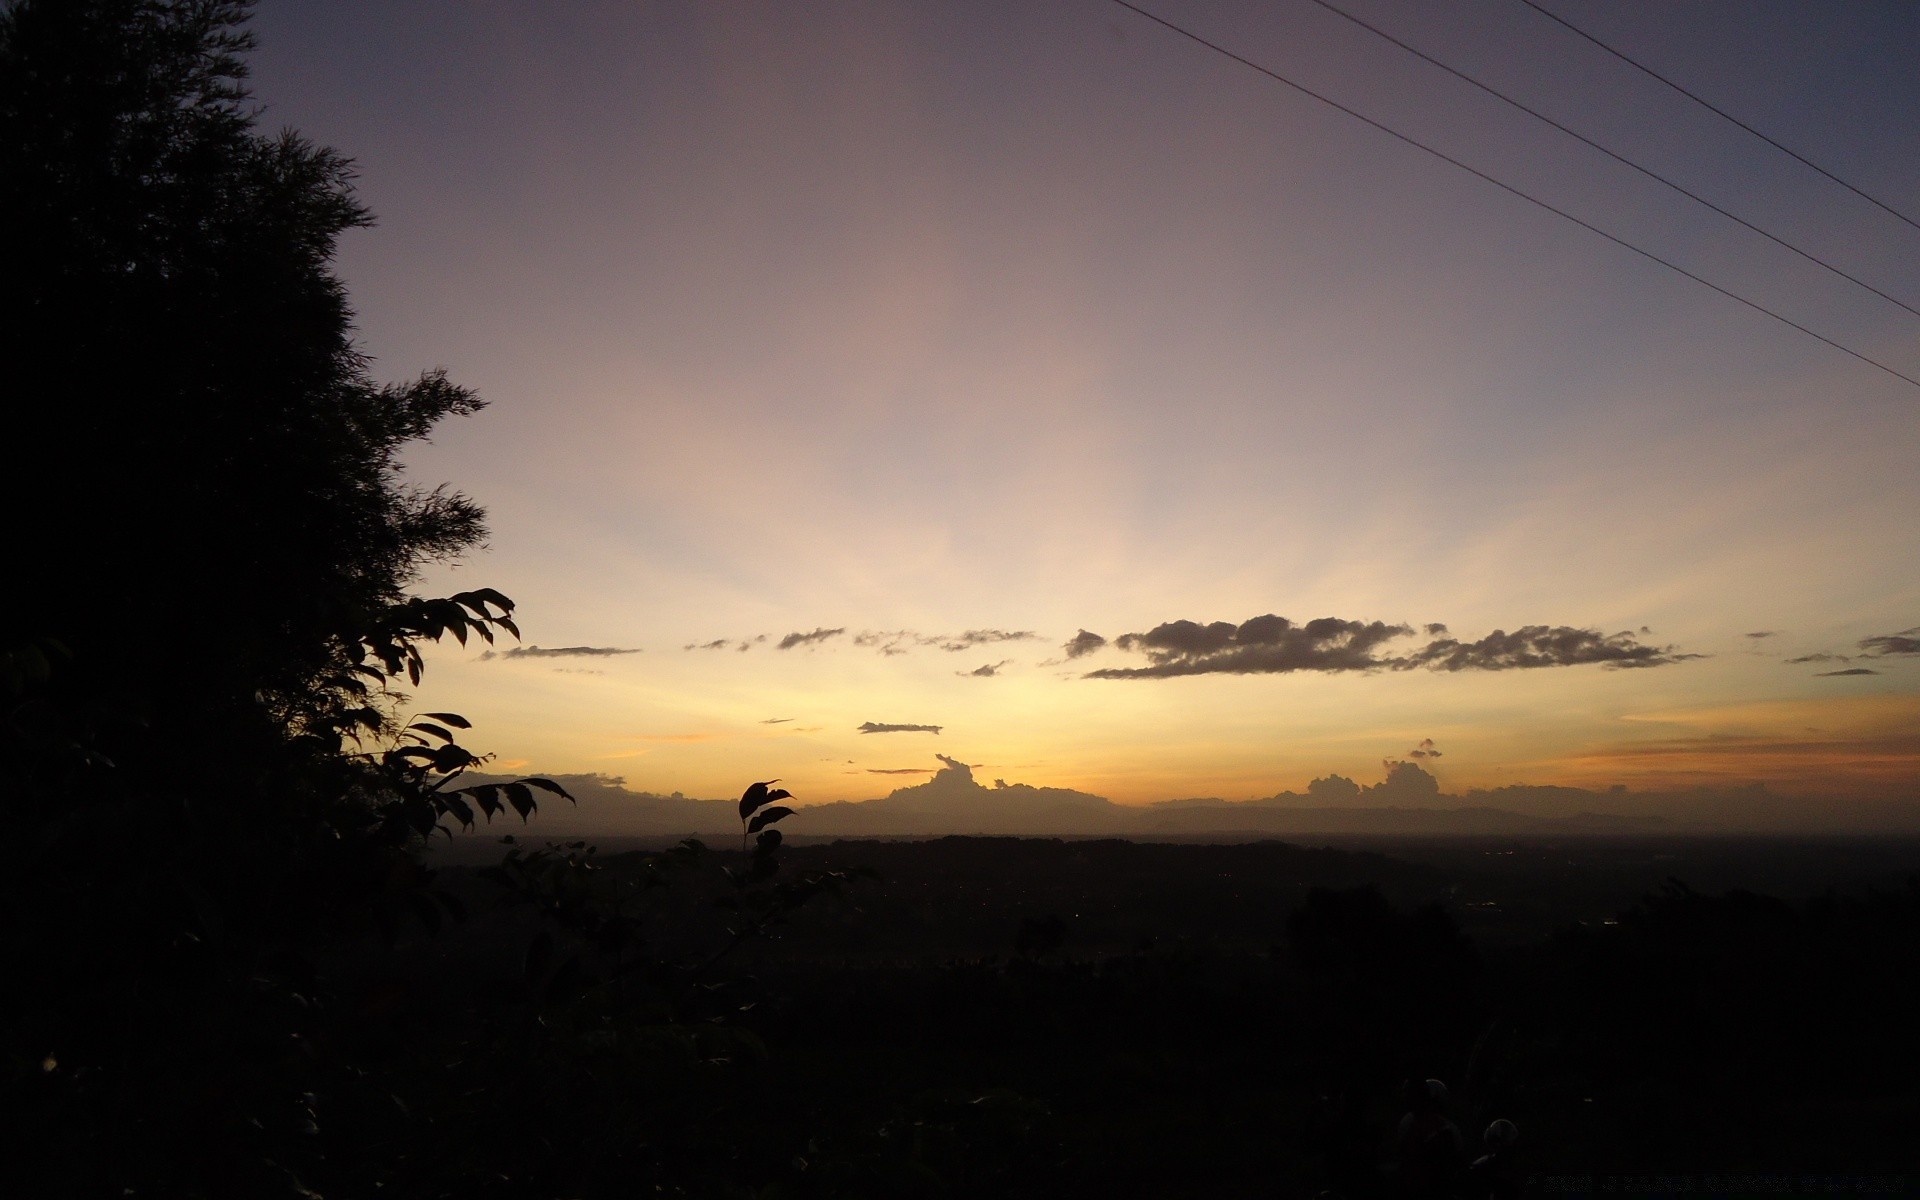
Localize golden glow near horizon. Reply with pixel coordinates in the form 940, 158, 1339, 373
250, 0, 1920, 817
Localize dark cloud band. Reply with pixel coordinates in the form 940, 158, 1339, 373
1085, 613, 1693, 678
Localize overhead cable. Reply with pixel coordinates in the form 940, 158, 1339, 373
1306, 0, 1920, 321
1105, 0, 1920, 391
1514, 0, 1920, 234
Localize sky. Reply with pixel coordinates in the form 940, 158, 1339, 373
246, 0, 1920, 814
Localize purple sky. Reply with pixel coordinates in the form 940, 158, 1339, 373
246, 0, 1920, 812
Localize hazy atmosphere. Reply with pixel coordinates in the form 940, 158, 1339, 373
246, 0, 1919, 822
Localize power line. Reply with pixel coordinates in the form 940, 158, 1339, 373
1513, 0, 1920, 235
1104, 0, 1920, 391
1305, 0, 1920, 322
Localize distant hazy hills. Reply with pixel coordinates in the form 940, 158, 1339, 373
438, 756, 1920, 843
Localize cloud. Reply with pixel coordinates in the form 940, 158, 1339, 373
1408, 737, 1443, 760
855, 629, 1039, 655
1745, 631, 1777, 640
853, 630, 917, 656
630, 732, 721, 743
857, 721, 944, 735
778, 627, 845, 650
959, 661, 1009, 678
1088, 614, 1412, 678
481, 644, 639, 660
867, 767, 933, 775
1086, 614, 1695, 678
1817, 668, 1881, 677
1063, 629, 1107, 659
686, 635, 767, 652
1400, 626, 1695, 672
1859, 627, 1920, 657
1786, 652, 1849, 664
760, 717, 793, 724
935, 629, 1038, 652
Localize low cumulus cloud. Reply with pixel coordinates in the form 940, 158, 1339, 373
959, 661, 1009, 678
1402, 625, 1696, 672
1063, 629, 1107, 659
481, 644, 639, 661
857, 721, 944, 735
1085, 614, 1693, 678
1408, 738, 1443, 760
779, 627, 846, 650
1088, 614, 1410, 679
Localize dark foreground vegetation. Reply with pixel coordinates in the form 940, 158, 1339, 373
6, 3, 1918, 1196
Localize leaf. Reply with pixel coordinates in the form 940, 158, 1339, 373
747, 806, 793, 834
496, 615, 521, 640
443, 796, 475, 830
738, 780, 781, 820
421, 712, 472, 729
466, 587, 514, 615
505, 782, 535, 821
465, 785, 501, 819
521, 777, 574, 801
407, 721, 455, 743
431, 744, 475, 772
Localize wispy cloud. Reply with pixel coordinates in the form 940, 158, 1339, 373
857, 721, 943, 734
481, 644, 640, 660
1860, 627, 1920, 657
760, 717, 794, 725
1817, 667, 1880, 677
686, 635, 766, 652
936, 629, 1038, 651
1086, 614, 1693, 678
1787, 652, 1849, 665
779, 627, 846, 650
867, 767, 934, 775
1745, 631, 1777, 640
959, 661, 1009, 678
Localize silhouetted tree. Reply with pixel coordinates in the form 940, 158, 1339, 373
0, 4, 550, 1192
2, 0, 487, 786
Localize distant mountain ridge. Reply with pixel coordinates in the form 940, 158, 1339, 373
439, 755, 1918, 842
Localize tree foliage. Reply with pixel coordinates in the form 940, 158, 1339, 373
2, 0, 488, 781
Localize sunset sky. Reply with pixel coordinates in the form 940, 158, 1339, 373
247, 0, 1919, 811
